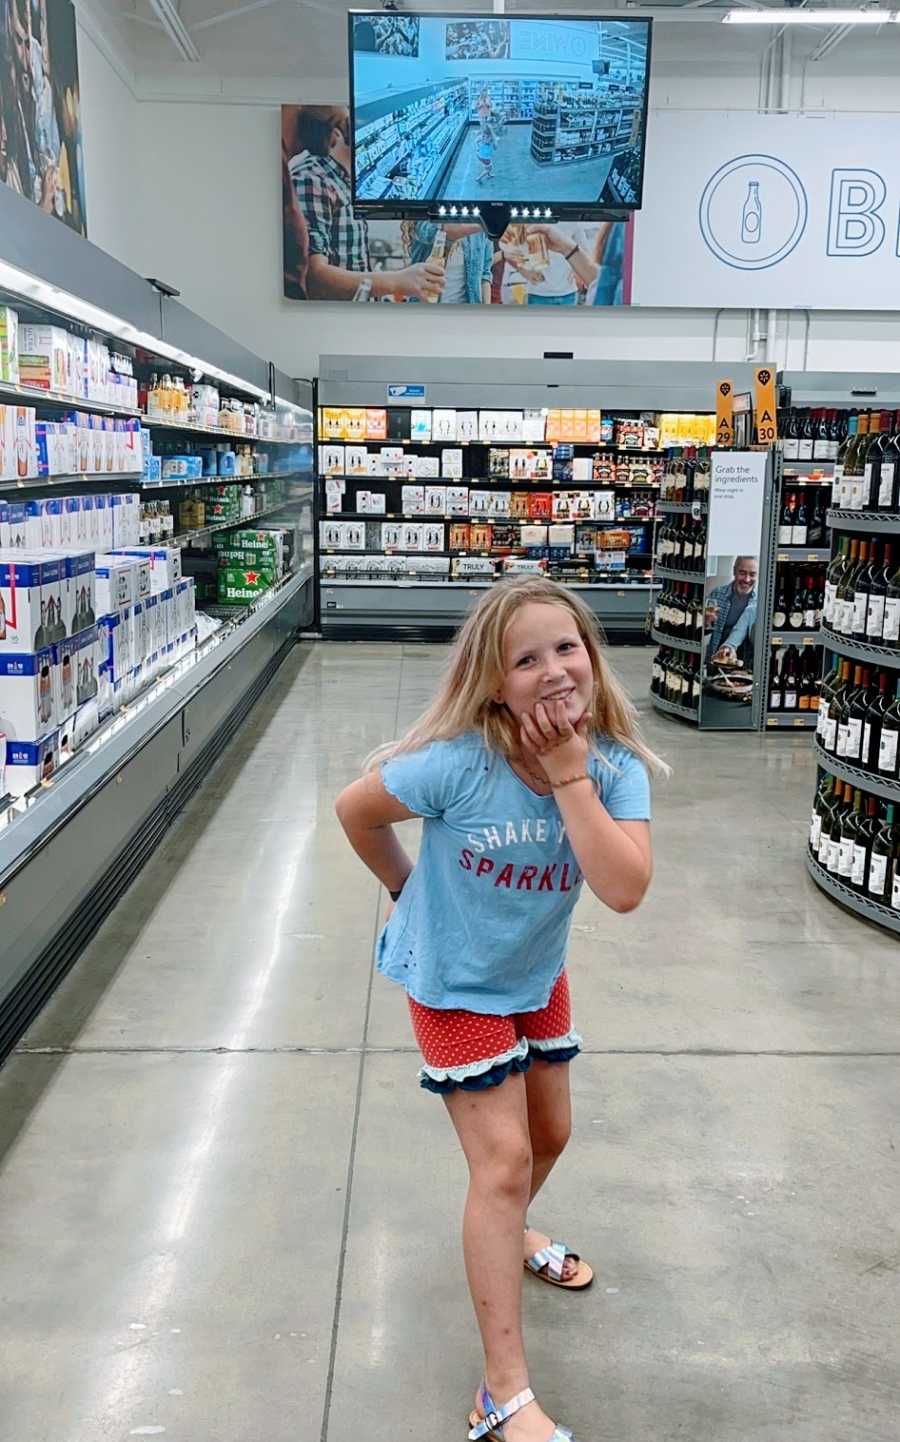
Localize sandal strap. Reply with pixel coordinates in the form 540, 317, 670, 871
525, 1240, 579, 1282
468, 1385, 535, 1440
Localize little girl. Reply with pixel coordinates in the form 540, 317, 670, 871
336, 576, 663, 1442
476, 118, 495, 185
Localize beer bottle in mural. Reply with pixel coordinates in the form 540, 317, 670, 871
741, 181, 762, 244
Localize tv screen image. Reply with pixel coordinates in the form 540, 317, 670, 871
349, 12, 651, 213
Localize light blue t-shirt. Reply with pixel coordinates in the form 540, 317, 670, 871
377, 731, 651, 1014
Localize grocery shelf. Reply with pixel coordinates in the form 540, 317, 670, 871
650, 627, 701, 654
813, 743, 900, 802
1, 470, 143, 494
826, 509, 899, 535
775, 547, 830, 563
820, 626, 900, 667
656, 500, 707, 515
771, 630, 821, 645
651, 693, 698, 724
806, 852, 900, 936
141, 469, 303, 491
321, 439, 670, 452
0, 378, 139, 418
654, 565, 704, 584
174, 500, 295, 548
142, 415, 307, 444
765, 711, 818, 728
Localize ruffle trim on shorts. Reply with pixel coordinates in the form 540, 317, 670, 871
418, 1036, 531, 1094
525, 1027, 584, 1059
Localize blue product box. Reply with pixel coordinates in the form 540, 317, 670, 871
143, 456, 162, 483
199, 447, 218, 477
217, 450, 237, 477
162, 455, 202, 482
4, 731, 59, 796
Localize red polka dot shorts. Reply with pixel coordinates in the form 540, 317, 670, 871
408, 970, 582, 1094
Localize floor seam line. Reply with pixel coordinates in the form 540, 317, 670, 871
12, 1046, 900, 1059
318, 637, 407, 1442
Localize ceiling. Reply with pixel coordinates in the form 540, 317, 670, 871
100, 0, 900, 87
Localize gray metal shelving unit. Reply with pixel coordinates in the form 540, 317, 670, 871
806, 853, 900, 936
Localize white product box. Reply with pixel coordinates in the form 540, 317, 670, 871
1, 502, 28, 549
143, 593, 163, 669
423, 486, 447, 515
522, 410, 546, 443
57, 625, 99, 716
445, 487, 469, 515
109, 494, 140, 548
366, 452, 384, 477
25, 498, 61, 549
88, 416, 103, 473
96, 555, 138, 612
469, 491, 492, 516
20, 324, 70, 394
411, 456, 440, 479
358, 492, 386, 515
401, 485, 424, 515
381, 523, 402, 551
93, 495, 113, 551
36, 420, 75, 477
407, 555, 451, 576
380, 446, 406, 477
60, 551, 97, 637
113, 546, 181, 593
454, 556, 495, 576
521, 525, 549, 547
572, 457, 593, 481
548, 525, 576, 548
158, 588, 175, 650
0, 553, 65, 651
423, 523, 445, 553
81, 494, 98, 544
68, 334, 87, 399
410, 410, 432, 443
345, 446, 368, 476
504, 557, 547, 575
432, 409, 457, 442
441, 449, 463, 480
66, 692, 101, 754
320, 445, 345, 476
129, 600, 150, 670
4, 731, 59, 796
99, 609, 131, 685
0, 647, 56, 740
489, 492, 511, 517
325, 479, 344, 515
5, 404, 37, 479
594, 490, 615, 520
400, 523, 423, 552
320, 520, 344, 550
456, 411, 478, 444
0, 305, 19, 384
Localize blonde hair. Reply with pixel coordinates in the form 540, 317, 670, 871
366, 575, 668, 776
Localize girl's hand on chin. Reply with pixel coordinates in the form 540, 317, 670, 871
520, 699, 590, 784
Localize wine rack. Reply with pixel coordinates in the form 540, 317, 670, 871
806, 499, 900, 935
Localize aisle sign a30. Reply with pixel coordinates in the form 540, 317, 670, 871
716, 379, 734, 448
754, 367, 778, 445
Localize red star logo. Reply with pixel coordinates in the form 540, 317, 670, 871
244, 570, 259, 585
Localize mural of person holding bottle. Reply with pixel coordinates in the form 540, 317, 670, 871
403, 222, 494, 305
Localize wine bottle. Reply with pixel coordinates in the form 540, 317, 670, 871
834, 538, 861, 635
773, 569, 788, 630
798, 410, 815, 462
838, 788, 866, 884
798, 651, 814, 713
867, 802, 897, 903
876, 409, 900, 512
837, 664, 865, 758
813, 409, 832, 462
769, 646, 783, 711
787, 575, 804, 631
778, 491, 796, 547
864, 412, 890, 509
817, 654, 841, 742
877, 676, 900, 778
849, 539, 873, 642
782, 408, 800, 462
802, 574, 818, 630
824, 780, 852, 874
792, 490, 809, 546
882, 549, 900, 649
808, 488, 826, 547
851, 795, 881, 894
847, 412, 870, 511
781, 646, 800, 711
865, 541, 891, 642
861, 670, 890, 771
810, 772, 834, 855
824, 536, 849, 628
834, 414, 857, 509
844, 665, 872, 763
822, 659, 851, 753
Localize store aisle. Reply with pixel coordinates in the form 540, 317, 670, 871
1, 642, 899, 1442
441, 122, 615, 203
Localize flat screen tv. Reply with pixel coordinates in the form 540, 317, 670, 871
349, 12, 652, 215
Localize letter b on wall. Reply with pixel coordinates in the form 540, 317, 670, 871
828, 169, 886, 257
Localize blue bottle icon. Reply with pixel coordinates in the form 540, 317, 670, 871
741, 180, 762, 244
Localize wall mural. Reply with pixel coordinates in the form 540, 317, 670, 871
0, 0, 86, 235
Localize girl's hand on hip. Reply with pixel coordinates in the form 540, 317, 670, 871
520, 700, 590, 785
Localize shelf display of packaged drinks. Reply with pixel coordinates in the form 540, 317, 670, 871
808, 780, 900, 932
766, 643, 823, 726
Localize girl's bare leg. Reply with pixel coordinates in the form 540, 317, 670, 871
444, 1075, 559, 1442
523, 1061, 579, 1283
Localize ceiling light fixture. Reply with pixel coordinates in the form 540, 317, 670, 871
148, 0, 201, 60
723, 6, 895, 20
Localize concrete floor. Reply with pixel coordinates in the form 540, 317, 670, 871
1, 642, 899, 1442
441, 122, 615, 204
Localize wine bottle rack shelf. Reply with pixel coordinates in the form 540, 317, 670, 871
651, 694, 698, 724
650, 627, 701, 655
813, 744, 900, 804
775, 548, 831, 563
806, 853, 900, 936
765, 711, 818, 728
653, 565, 704, 585
771, 631, 821, 646
827, 509, 900, 535
656, 501, 707, 515
820, 627, 900, 668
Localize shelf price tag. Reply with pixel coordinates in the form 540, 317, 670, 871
754, 367, 778, 444
716, 379, 734, 448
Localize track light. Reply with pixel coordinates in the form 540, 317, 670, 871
148, 0, 200, 60
723, 7, 895, 21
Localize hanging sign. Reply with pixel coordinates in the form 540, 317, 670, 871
716, 379, 734, 449
754, 367, 778, 445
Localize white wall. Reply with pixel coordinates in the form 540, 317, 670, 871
73, 22, 900, 382
75, 16, 138, 266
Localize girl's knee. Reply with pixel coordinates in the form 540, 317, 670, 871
471, 1136, 533, 1202
532, 1114, 571, 1162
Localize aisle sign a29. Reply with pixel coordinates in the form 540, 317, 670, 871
754, 367, 778, 445
716, 379, 734, 448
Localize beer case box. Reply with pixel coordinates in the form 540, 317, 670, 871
0, 553, 66, 652
19, 325, 70, 394
445, 486, 469, 516
25, 498, 63, 549
432, 409, 457, 442
162, 455, 203, 482
469, 491, 491, 517
454, 555, 495, 577
111, 545, 180, 594
98, 611, 130, 685
4, 730, 59, 797
0, 305, 19, 384
217, 566, 276, 604
96, 556, 137, 613
1, 501, 28, 548
0, 647, 57, 741
158, 588, 175, 648
205, 499, 241, 524
129, 601, 150, 670
60, 551, 97, 637
408, 555, 451, 576
422, 486, 447, 516
67, 334, 87, 399
36, 421, 76, 477
441, 448, 464, 480
66, 692, 101, 754
5, 405, 38, 479
57, 625, 100, 717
